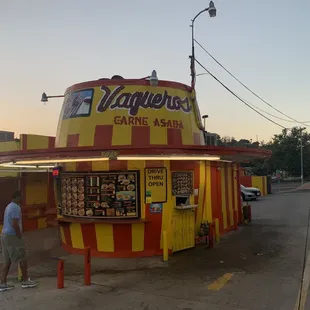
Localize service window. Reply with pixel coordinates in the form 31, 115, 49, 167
172, 171, 194, 206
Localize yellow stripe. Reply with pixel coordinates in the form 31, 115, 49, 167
263, 176, 268, 195
204, 161, 212, 222
112, 124, 132, 145
59, 226, 66, 243
27, 135, 49, 150
65, 162, 77, 171
161, 160, 172, 249
196, 161, 206, 232
92, 160, 109, 171
38, 217, 48, 229
181, 127, 194, 145
227, 165, 234, 228
252, 176, 263, 195
69, 223, 84, 249
131, 223, 145, 252
95, 224, 114, 252
78, 127, 95, 147
127, 160, 145, 219
221, 164, 227, 230
150, 126, 167, 144
0, 224, 3, 233
208, 273, 234, 291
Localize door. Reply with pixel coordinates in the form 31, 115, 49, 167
171, 208, 195, 252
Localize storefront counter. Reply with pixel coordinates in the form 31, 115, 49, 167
58, 217, 161, 258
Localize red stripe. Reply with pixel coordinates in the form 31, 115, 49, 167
144, 213, 162, 254
202, 163, 208, 221
81, 224, 98, 249
240, 175, 252, 187
224, 164, 231, 230
62, 226, 72, 246
21, 134, 27, 151
145, 160, 164, 168
132, 126, 150, 147
113, 225, 132, 253
193, 132, 201, 145
48, 137, 55, 149
170, 160, 194, 171
94, 125, 113, 148
236, 165, 242, 223
109, 160, 128, 171
231, 166, 236, 218
66, 79, 192, 94
67, 134, 79, 147
76, 161, 92, 171
167, 128, 182, 147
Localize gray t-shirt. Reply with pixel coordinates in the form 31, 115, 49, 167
2, 202, 22, 235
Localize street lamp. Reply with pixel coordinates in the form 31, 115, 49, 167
41, 92, 64, 103
190, 1, 217, 89
300, 128, 305, 186
202, 114, 209, 130
149, 70, 158, 86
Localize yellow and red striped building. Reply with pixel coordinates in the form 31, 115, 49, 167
0, 78, 271, 257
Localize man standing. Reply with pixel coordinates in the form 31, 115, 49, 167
0, 191, 38, 291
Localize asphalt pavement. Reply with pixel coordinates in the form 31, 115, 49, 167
1, 192, 310, 309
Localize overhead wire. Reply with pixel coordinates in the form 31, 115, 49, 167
194, 58, 286, 129
194, 39, 310, 126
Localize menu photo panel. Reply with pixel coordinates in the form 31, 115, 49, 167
60, 171, 139, 218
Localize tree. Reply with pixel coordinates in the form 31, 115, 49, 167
258, 127, 310, 177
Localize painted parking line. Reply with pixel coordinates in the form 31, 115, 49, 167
208, 273, 234, 291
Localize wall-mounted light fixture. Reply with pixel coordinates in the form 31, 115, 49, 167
41, 92, 64, 103
149, 70, 158, 86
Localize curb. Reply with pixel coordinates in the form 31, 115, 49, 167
274, 188, 310, 194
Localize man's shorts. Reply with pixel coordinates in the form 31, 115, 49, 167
1, 234, 27, 264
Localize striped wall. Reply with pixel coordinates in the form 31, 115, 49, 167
0, 134, 56, 231
240, 175, 268, 196
61, 126, 204, 149
59, 159, 242, 257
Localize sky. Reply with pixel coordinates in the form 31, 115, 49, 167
1, 0, 310, 143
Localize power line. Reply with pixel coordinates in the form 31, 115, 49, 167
195, 58, 286, 129
194, 39, 310, 126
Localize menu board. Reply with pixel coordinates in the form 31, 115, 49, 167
60, 172, 138, 218
61, 177, 85, 216
172, 172, 194, 196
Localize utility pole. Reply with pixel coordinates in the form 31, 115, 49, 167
301, 128, 304, 186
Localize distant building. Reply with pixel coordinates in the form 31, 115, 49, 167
204, 131, 218, 146
0, 131, 14, 142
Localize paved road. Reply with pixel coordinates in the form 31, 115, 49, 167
1, 192, 310, 309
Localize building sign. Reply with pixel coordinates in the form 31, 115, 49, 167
145, 168, 167, 203
56, 84, 204, 148
96, 85, 192, 116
